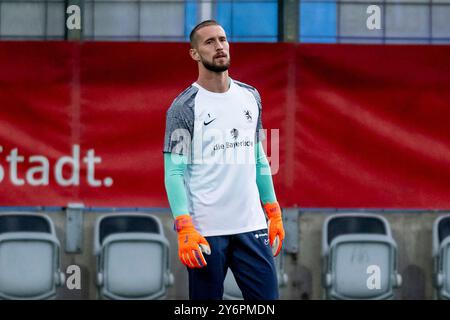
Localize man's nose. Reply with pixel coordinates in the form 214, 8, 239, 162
215, 41, 224, 50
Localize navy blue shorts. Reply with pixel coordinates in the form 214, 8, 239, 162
187, 228, 279, 300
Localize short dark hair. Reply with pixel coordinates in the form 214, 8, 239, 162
189, 19, 220, 48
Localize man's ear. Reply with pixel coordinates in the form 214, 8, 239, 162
190, 48, 200, 62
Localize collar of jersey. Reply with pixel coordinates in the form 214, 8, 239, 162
192, 78, 234, 97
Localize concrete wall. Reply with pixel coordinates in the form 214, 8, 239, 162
37, 209, 446, 299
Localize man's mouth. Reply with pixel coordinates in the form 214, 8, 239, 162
215, 54, 227, 59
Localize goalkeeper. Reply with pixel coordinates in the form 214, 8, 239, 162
163, 20, 285, 300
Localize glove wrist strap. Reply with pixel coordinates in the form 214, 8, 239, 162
263, 202, 282, 219
174, 214, 195, 232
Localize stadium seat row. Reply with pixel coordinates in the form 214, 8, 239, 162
320, 213, 450, 300
0, 212, 449, 300
0, 213, 173, 300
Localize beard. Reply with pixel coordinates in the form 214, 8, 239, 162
201, 56, 230, 73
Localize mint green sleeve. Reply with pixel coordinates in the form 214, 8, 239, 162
164, 152, 189, 218
255, 142, 277, 204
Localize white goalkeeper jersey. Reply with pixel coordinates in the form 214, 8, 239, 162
163, 78, 268, 236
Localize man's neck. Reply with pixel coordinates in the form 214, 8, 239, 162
196, 71, 230, 93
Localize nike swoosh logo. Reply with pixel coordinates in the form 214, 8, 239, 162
203, 118, 216, 126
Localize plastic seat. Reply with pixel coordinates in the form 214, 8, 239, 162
322, 213, 402, 300
0, 213, 65, 300
432, 215, 450, 299
94, 213, 173, 300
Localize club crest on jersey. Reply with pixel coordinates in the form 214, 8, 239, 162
244, 109, 253, 122
230, 128, 239, 140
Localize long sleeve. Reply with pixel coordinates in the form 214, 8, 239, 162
164, 152, 189, 218
255, 142, 277, 205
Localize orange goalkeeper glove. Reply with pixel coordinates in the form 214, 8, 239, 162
263, 202, 285, 257
174, 214, 211, 268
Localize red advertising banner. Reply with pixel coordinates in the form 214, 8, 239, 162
0, 42, 449, 208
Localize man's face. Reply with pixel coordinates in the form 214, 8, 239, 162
192, 25, 230, 73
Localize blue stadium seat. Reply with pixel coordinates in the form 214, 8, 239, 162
0, 213, 65, 300
94, 213, 173, 300
322, 213, 402, 300
432, 215, 450, 299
